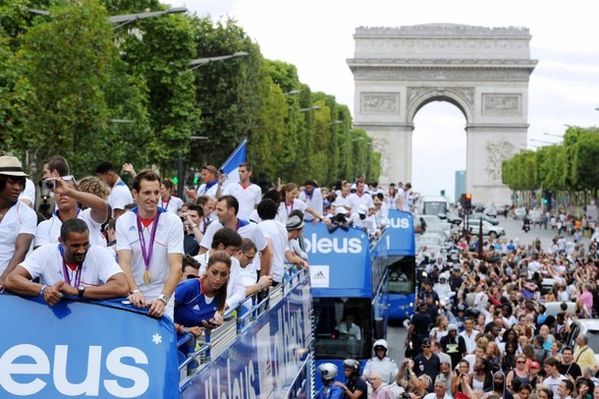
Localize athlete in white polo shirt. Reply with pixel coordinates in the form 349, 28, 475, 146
116, 170, 184, 319
223, 162, 261, 221
0, 156, 37, 291
159, 178, 184, 214
5, 219, 128, 305
199, 195, 271, 280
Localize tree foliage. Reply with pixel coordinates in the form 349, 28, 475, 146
502, 127, 599, 198
1, 0, 380, 187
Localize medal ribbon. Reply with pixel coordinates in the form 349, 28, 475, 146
62, 259, 82, 287
136, 212, 161, 272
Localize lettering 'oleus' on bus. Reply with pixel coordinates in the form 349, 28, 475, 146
303, 234, 362, 254
0, 344, 149, 398
388, 217, 410, 229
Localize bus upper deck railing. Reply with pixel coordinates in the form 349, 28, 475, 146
177, 267, 310, 389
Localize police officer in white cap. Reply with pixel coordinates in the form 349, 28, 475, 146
362, 339, 398, 385
317, 362, 344, 399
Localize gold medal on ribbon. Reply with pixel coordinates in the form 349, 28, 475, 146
143, 270, 152, 284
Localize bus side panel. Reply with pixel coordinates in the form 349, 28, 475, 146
0, 294, 179, 399
181, 276, 313, 399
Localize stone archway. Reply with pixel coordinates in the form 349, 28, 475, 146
347, 23, 537, 205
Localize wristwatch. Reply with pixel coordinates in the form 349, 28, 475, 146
77, 286, 86, 298
158, 293, 169, 304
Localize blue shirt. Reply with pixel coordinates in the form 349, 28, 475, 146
174, 278, 219, 328
317, 383, 343, 399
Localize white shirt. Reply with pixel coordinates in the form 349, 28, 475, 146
460, 329, 481, 354
363, 357, 398, 385
0, 201, 37, 275
299, 188, 323, 221
277, 199, 308, 224
195, 252, 255, 298
337, 321, 361, 340
160, 196, 184, 214
258, 219, 288, 283
19, 178, 36, 207
34, 209, 107, 248
200, 219, 267, 275
108, 179, 133, 215
333, 194, 350, 209
196, 182, 219, 199
116, 210, 184, 318
543, 374, 566, 398
225, 257, 247, 310
21, 244, 123, 287
346, 192, 374, 213
423, 393, 452, 399
223, 183, 261, 221
349, 212, 377, 236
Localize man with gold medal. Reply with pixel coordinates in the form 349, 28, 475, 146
116, 170, 184, 319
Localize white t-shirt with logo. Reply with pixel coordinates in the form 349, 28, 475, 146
0, 201, 37, 275
115, 210, 184, 318
34, 208, 107, 248
223, 183, 262, 221
258, 219, 288, 283
21, 244, 123, 286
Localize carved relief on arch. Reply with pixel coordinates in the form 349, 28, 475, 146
406, 86, 474, 122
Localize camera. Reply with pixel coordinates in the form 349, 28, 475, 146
42, 180, 55, 191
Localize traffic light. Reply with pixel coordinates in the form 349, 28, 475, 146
464, 193, 472, 212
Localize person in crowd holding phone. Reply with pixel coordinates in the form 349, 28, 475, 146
174, 251, 231, 337
35, 176, 110, 248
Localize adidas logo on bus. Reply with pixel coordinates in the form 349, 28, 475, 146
304, 234, 362, 254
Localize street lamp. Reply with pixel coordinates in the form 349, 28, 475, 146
28, 7, 187, 29
299, 105, 320, 112
188, 52, 248, 70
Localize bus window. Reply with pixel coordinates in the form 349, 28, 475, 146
387, 257, 415, 295
423, 201, 447, 216
314, 298, 372, 360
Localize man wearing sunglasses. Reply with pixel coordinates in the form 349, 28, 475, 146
413, 338, 441, 385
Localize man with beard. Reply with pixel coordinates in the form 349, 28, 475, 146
5, 219, 128, 305
440, 324, 467, 368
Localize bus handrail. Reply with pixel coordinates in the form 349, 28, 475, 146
177, 268, 309, 386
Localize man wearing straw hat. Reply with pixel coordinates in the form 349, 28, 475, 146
0, 155, 37, 292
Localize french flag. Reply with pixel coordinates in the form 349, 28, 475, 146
220, 138, 247, 188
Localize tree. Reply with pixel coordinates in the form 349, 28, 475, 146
19, 0, 116, 174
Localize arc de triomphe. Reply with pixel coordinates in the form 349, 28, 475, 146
347, 24, 537, 205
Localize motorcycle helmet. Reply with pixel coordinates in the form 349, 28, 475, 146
373, 339, 389, 352
343, 358, 360, 371
319, 363, 338, 381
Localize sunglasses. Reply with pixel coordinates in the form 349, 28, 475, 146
516, 360, 526, 364
422, 345, 431, 348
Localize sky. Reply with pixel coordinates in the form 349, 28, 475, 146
166, 0, 599, 199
